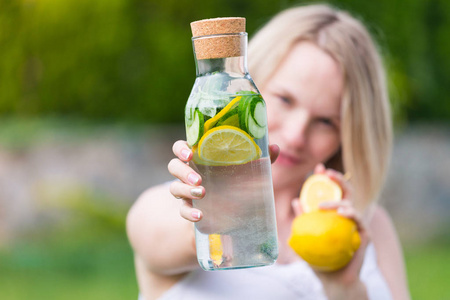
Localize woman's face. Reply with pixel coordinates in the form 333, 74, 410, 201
260, 42, 344, 190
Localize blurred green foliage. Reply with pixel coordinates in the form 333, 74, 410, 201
404, 241, 450, 299
0, 187, 137, 299
0, 0, 449, 124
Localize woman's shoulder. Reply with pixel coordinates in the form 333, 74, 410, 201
368, 204, 400, 262
368, 204, 397, 243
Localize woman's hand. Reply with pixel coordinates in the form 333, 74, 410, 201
168, 140, 205, 222
317, 166, 370, 286
168, 140, 280, 223
292, 164, 370, 299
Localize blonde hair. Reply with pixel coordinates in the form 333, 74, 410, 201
249, 4, 392, 212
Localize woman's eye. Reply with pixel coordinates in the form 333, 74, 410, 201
318, 118, 334, 126
278, 96, 291, 104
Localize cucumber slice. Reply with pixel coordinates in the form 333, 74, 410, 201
247, 112, 265, 139
236, 90, 257, 96
185, 106, 195, 127
238, 95, 252, 132
186, 109, 204, 147
252, 101, 267, 127
238, 94, 267, 139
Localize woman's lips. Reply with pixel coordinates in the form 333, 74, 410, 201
276, 152, 303, 167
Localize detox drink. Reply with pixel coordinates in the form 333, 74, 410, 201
186, 92, 278, 270
186, 17, 278, 271
186, 91, 278, 270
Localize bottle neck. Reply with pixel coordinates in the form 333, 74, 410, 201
195, 56, 247, 77
192, 33, 248, 77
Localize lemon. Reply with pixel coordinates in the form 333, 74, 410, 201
198, 125, 261, 166
300, 174, 342, 213
209, 234, 224, 266
204, 96, 241, 133
217, 110, 240, 128
288, 211, 361, 271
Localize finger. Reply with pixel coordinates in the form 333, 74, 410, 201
335, 202, 367, 232
325, 169, 354, 200
291, 198, 303, 216
339, 226, 370, 276
170, 180, 205, 200
269, 144, 280, 163
168, 158, 202, 186
179, 199, 203, 222
172, 140, 193, 162
314, 163, 326, 174
319, 199, 364, 229
319, 199, 351, 210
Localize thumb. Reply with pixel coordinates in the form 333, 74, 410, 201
269, 144, 280, 164
291, 198, 303, 216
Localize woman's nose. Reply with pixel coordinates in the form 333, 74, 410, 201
281, 111, 309, 149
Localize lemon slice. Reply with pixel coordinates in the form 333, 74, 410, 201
204, 96, 241, 132
209, 234, 224, 266
299, 174, 342, 213
198, 125, 260, 166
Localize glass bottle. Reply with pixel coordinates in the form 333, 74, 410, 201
185, 17, 278, 271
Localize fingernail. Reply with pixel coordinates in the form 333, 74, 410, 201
191, 210, 201, 220
337, 207, 346, 214
181, 149, 191, 160
188, 173, 199, 185
325, 170, 336, 177
190, 188, 202, 197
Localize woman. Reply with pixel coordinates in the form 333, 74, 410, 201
127, 4, 411, 300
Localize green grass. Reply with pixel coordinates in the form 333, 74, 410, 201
0, 235, 137, 300
404, 241, 450, 300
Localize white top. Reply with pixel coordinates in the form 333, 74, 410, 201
140, 243, 392, 300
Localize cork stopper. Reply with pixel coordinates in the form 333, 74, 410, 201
191, 17, 245, 37
190, 17, 246, 60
